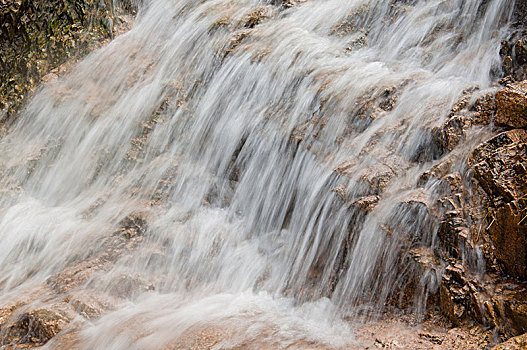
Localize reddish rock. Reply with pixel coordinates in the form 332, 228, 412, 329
495, 82, 527, 128
470, 129, 527, 279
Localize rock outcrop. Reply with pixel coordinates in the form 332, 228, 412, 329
470, 129, 527, 280
0, 0, 135, 124
500, 32, 527, 83
495, 82, 527, 128
415, 60, 527, 345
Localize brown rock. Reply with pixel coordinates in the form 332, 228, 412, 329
114, 212, 147, 239
359, 163, 395, 194
408, 246, 440, 271
105, 274, 155, 299
438, 210, 471, 258
470, 129, 527, 279
432, 91, 495, 156
350, 195, 379, 212
2, 304, 75, 346
491, 332, 527, 350
440, 279, 467, 326
495, 82, 527, 128
500, 33, 527, 82
488, 203, 527, 279
66, 291, 117, 319
497, 288, 527, 336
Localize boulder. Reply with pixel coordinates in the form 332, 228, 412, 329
1, 304, 76, 347
495, 82, 527, 128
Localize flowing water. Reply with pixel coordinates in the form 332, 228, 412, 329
0, 0, 516, 348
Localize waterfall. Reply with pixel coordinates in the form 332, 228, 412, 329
0, 0, 516, 348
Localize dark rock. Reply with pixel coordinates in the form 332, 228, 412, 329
497, 288, 527, 336
115, 212, 147, 239
438, 210, 471, 259
408, 246, 441, 272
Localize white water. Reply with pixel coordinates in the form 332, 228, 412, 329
0, 0, 515, 348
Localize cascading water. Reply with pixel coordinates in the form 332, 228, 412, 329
0, 0, 517, 348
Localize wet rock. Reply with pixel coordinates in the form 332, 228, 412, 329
350, 195, 380, 212
243, 8, 271, 28
495, 287, 527, 336
1, 304, 75, 347
271, 0, 307, 8
408, 246, 441, 279
0, 0, 135, 123
48, 213, 147, 294
223, 29, 253, 58
471, 129, 527, 202
360, 163, 395, 194
489, 203, 527, 279
512, 0, 527, 28
438, 211, 471, 259
290, 117, 328, 147
439, 264, 476, 326
434, 171, 479, 260
500, 33, 527, 81
66, 291, 117, 319
470, 129, 527, 279
106, 274, 155, 299
333, 161, 355, 176
495, 81, 527, 128
440, 262, 527, 337
430, 90, 495, 155
115, 212, 147, 239
418, 332, 443, 345
491, 332, 527, 349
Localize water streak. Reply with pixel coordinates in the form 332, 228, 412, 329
0, 0, 516, 348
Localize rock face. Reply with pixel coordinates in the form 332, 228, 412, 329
495, 82, 527, 128
470, 129, 527, 280
422, 69, 527, 344
501, 32, 527, 82
0, 0, 135, 123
